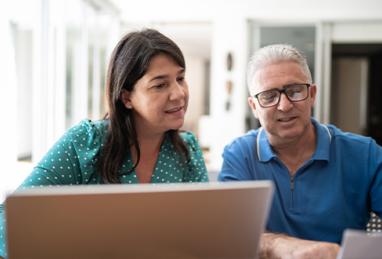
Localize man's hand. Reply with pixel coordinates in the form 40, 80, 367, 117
259, 232, 340, 259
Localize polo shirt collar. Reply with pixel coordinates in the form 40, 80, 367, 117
256, 118, 332, 162
311, 118, 332, 161
257, 127, 276, 162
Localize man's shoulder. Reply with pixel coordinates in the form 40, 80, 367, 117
326, 123, 375, 146
225, 129, 260, 151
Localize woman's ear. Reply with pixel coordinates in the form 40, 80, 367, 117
121, 89, 133, 109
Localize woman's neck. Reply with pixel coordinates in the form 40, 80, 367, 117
131, 132, 165, 183
134, 131, 164, 157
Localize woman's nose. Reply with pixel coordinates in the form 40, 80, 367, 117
169, 82, 186, 100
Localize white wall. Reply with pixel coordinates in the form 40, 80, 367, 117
208, 17, 249, 171
0, 2, 22, 201
183, 56, 207, 134
15, 29, 33, 159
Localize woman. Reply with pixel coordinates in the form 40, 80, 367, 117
0, 29, 208, 257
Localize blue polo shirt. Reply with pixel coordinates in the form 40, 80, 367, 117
219, 119, 382, 243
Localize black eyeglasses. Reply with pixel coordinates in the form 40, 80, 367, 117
254, 83, 311, 108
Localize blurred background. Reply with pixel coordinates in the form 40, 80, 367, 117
1, 0, 382, 201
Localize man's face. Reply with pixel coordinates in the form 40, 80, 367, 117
248, 61, 317, 145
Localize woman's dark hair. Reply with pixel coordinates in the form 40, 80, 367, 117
97, 29, 189, 183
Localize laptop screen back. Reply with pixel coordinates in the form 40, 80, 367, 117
5, 181, 273, 259
337, 229, 382, 259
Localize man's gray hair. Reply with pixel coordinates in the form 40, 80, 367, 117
247, 44, 313, 94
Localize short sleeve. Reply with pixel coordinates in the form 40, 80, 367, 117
180, 132, 209, 182
0, 120, 107, 258
369, 139, 382, 217
218, 136, 256, 182
18, 120, 107, 189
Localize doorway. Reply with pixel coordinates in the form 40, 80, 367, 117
331, 44, 382, 145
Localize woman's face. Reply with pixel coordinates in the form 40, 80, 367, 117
121, 54, 189, 136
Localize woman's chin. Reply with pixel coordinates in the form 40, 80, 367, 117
167, 121, 184, 131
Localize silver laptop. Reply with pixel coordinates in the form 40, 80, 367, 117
337, 229, 382, 259
5, 181, 273, 259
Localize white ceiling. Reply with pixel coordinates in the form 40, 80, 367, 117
109, 0, 382, 22
109, 0, 221, 23
109, 0, 215, 59
143, 22, 213, 59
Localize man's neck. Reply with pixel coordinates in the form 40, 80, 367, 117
271, 123, 316, 175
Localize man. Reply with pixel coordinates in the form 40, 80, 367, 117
218, 44, 382, 259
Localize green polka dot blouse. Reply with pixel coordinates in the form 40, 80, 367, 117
0, 119, 208, 257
